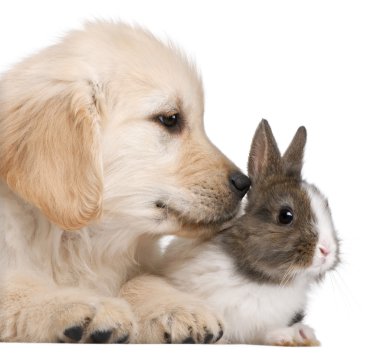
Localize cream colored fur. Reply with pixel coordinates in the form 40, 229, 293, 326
0, 21, 241, 343
120, 275, 223, 344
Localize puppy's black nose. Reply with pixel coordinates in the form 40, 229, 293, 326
229, 171, 251, 198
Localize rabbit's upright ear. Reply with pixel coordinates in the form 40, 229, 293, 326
282, 126, 307, 178
0, 79, 105, 230
248, 119, 281, 182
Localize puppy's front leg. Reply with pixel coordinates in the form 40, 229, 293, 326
0, 273, 136, 343
119, 274, 224, 344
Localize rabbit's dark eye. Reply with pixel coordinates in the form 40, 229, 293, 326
278, 208, 293, 225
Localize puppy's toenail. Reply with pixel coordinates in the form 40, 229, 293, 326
216, 329, 224, 342
204, 332, 214, 344
164, 332, 172, 343
91, 330, 113, 343
63, 326, 83, 342
182, 336, 195, 344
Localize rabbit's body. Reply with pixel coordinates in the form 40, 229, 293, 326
162, 238, 311, 344
160, 120, 339, 345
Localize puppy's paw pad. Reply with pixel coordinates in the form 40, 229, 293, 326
63, 326, 84, 342
90, 330, 113, 343
204, 331, 214, 344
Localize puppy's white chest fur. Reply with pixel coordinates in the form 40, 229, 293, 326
163, 241, 309, 343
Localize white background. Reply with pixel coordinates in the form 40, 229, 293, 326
1, 0, 379, 353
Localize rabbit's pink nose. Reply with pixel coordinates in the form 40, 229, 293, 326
319, 245, 330, 257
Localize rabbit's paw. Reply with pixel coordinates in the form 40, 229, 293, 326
265, 323, 320, 346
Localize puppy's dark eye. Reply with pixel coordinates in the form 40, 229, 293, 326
278, 208, 293, 225
157, 113, 180, 128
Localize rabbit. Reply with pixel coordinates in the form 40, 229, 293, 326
158, 119, 340, 345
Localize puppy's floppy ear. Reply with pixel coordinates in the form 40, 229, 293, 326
282, 126, 307, 178
248, 119, 281, 182
0, 80, 104, 230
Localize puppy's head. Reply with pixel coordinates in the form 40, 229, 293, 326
0, 22, 250, 237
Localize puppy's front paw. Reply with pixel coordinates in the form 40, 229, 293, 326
138, 302, 223, 344
119, 274, 223, 344
265, 323, 320, 346
56, 297, 136, 343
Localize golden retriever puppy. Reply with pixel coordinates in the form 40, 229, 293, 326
0, 21, 250, 343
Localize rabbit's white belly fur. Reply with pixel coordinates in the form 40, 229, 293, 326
163, 241, 310, 344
